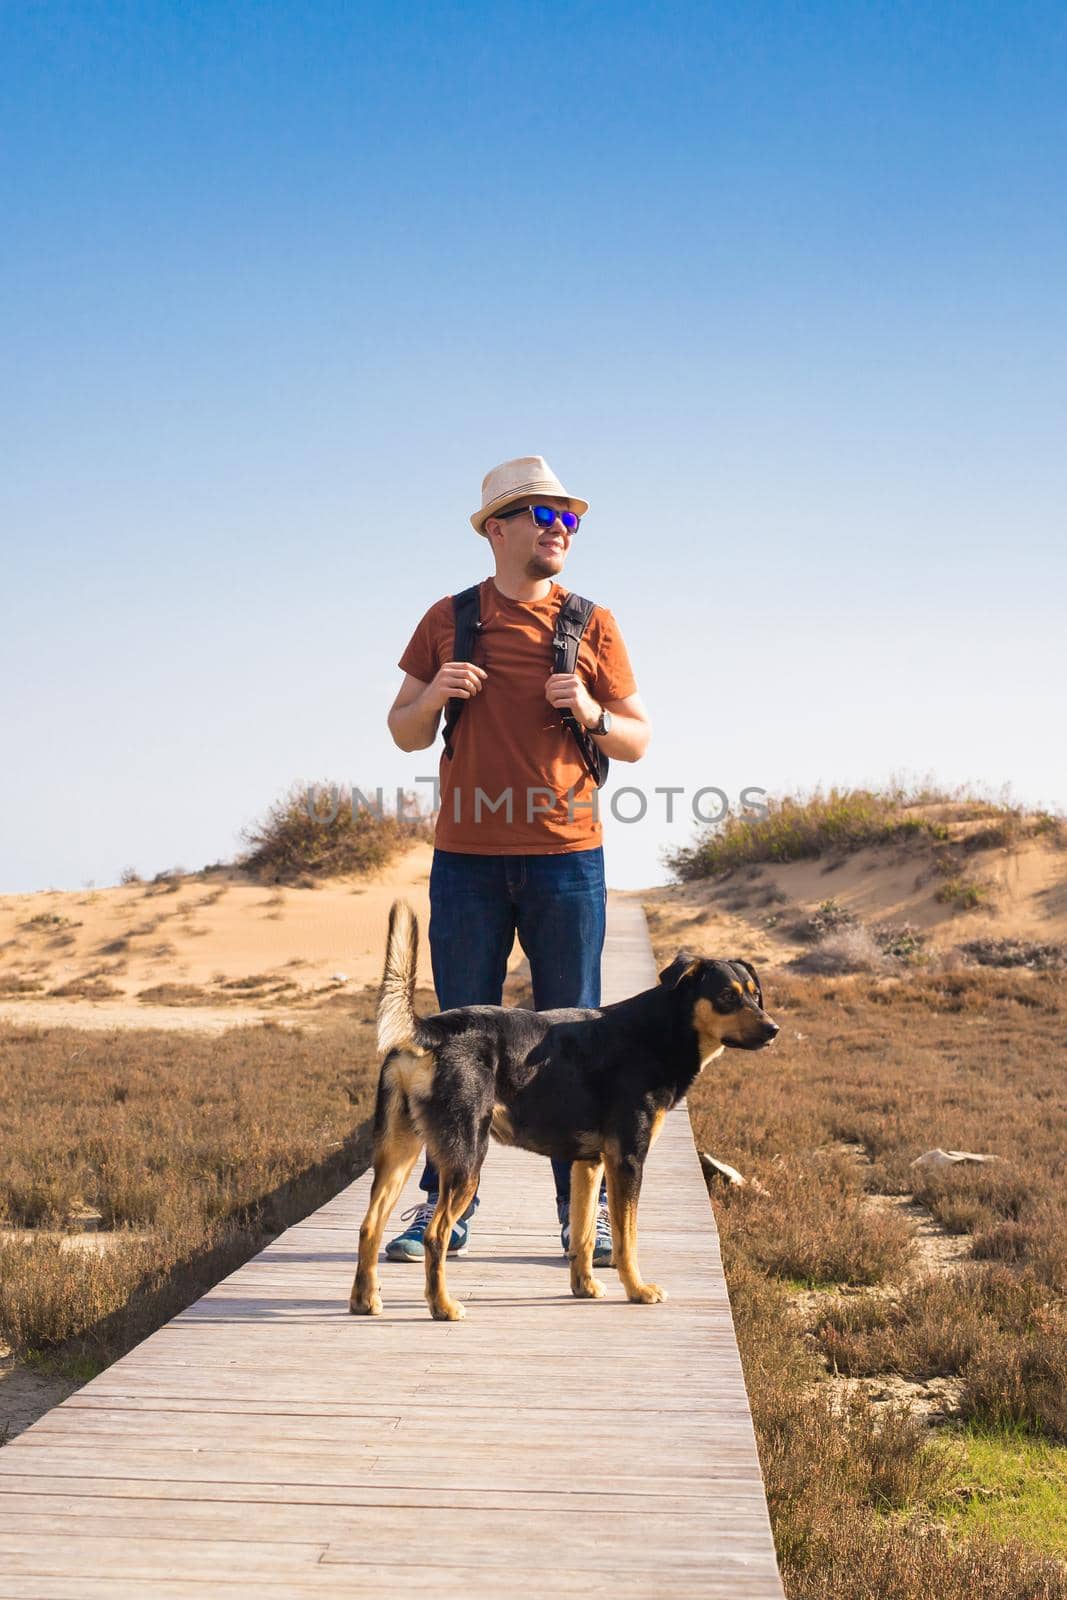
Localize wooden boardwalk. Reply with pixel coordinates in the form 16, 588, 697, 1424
0, 899, 783, 1598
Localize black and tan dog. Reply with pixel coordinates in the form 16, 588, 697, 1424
350, 900, 779, 1322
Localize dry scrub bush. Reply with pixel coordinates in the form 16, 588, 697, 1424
794, 900, 857, 941
959, 937, 1067, 971
716, 1150, 912, 1285
911, 1162, 1043, 1237
240, 782, 432, 881
1, 1017, 367, 1223
785, 1516, 1067, 1600
791, 926, 894, 976
814, 1268, 1064, 1422
957, 1317, 1067, 1439
818, 1275, 983, 1378
46, 978, 123, 1000
0, 976, 44, 995
727, 1261, 941, 1536
135, 983, 213, 1006
935, 876, 988, 910
664, 784, 1061, 881
667, 786, 955, 877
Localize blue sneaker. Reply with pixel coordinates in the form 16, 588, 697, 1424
384, 1194, 477, 1262
558, 1198, 614, 1267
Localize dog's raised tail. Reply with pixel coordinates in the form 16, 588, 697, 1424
377, 899, 431, 1056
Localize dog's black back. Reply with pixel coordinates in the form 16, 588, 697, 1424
405, 957, 777, 1167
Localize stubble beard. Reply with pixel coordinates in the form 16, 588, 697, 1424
526, 552, 564, 581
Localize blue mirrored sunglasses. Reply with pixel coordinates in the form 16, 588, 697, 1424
497, 503, 581, 533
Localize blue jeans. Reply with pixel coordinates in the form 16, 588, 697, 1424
419, 846, 607, 1203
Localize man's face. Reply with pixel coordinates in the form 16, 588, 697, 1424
488, 496, 575, 579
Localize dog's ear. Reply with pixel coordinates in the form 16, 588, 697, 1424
735, 959, 763, 1006
659, 950, 701, 989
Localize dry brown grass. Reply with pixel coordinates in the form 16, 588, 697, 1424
134, 982, 216, 1005
727, 1259, 1067, 1596
784, 1519, 1066, 1600
720, 1148, 913, 1285
687, 965, 1067, 1593
0, 994, 427, 1360
46, 977, 124, 1000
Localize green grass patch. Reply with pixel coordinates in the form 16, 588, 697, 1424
936, 877, 988, 910
24, 1347, 109, 1383
934, 1424, 1067, 1558
782, 1275, 841, 1294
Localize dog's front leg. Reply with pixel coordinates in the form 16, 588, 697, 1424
604, 1150, 667, 1305
568, 1159, 606, 1299
424, 1172, 477, 1321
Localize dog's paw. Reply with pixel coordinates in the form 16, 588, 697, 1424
571, 1274, 606, 1300
627, 1282, 667, 1305
430, 1298, 466, 1322
349, 1292, 383, 1317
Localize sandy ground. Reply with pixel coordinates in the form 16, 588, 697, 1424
1, 841, 437, 987
0, 842, 480, 1033
0, 1344, 81, 1442
0, 1000, 292, 1032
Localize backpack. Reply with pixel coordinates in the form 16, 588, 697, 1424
440, 583, 610, 789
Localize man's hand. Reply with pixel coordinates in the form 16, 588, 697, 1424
387, 663, 487, 752
425, 660, 488, 713
544, 684, 653, 763
545, 673, 601, 730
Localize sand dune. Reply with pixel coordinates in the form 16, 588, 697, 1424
3, 825, 1065, 1030
0, 843, 451, 1029
627, 832, 1067, 970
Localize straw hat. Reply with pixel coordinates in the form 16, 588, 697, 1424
471, 455, 589, 536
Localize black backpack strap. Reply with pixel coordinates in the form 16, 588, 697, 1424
441, 584, 483, 761
552, 592, 596, 678
553, 592, 610, 789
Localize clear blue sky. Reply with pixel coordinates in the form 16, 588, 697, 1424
3, 1, 1065, 892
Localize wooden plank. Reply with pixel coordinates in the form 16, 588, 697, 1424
0, 1506, 770, 1559
0, 1471, 752, 1508
0, 1571, 772, 1599
0, 1482, 764, 1514
0, 900, 783, 1597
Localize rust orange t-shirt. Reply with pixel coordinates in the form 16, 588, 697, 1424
398, 578, 637, 855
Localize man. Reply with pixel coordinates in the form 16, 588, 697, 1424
384, 455, 651, 1264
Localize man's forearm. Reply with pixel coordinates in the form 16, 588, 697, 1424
388, 693, 443, 752
592, 712, 650, 763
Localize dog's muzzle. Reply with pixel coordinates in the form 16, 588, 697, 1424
728, 1020, 780, 1050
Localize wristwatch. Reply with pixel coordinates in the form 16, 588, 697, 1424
590, 708, 613, 737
